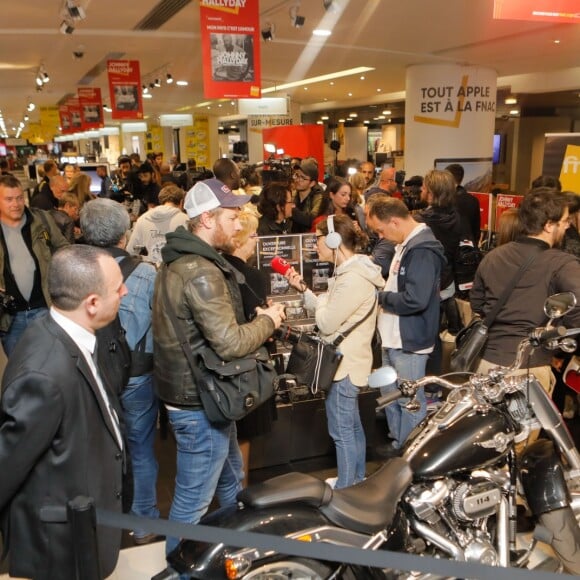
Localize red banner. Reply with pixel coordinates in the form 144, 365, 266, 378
493, 0, 580, 24
495, 194, 524, 230
199, 0, 261, 99
78, 87, 104, 129
58, 103, 73, 135
107, 60, 143, 120
471, 192, 492, 231
67, 97, 83, 132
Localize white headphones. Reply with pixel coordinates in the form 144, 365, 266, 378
325, 214, 342, 250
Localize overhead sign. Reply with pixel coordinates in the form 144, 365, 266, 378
78, 87, 104, 130
199, 0, 261, 99
495, 194, 524, 231
107, 60, 143, 120
238, 98, 288, 115
493, 0, 580, 24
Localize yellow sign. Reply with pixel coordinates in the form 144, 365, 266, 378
560, 144, 580, 194
146, 126, 164, 154
184, 115, 210, 167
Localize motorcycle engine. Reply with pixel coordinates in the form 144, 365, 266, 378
451, 479, 502, 521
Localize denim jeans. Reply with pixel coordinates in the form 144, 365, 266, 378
325, 376, 366, 489
381, 348, 428, 448
120, 373, 159, 540
1, 307, 47, 357
165, 409, 243, 554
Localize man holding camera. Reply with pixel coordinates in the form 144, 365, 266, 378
0, 175, 68, 355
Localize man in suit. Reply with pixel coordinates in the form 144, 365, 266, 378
0, 244, 128, 579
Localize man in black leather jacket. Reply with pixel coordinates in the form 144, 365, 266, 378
152, 178, 285, 555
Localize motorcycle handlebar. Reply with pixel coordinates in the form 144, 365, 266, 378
376, 390, 403, 410
529, 325, 566, 345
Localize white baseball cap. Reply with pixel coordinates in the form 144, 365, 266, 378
184, 178, 252, 218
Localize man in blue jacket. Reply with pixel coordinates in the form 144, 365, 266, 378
367, 197, 446, 453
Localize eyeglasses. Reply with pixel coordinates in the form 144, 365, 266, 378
293, 174, 310, 181
315, 234, 325, 240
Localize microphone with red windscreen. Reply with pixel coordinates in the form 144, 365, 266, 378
271, 256, 291, 276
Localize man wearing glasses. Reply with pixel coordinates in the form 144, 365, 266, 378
364, 167, 399, 202
291, 159, 323, 233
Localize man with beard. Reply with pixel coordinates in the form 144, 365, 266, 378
471, 188, 580, 393
152, 178, 285, 555
364, 167, 399, 201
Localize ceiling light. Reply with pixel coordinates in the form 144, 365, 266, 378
43, 72, 50, 83
262, 66, 374, 94
176, 80, 188, 86
65, 0, 86, 21
360, 76, 365, 80
376, 88, 382, 92
553, 39, 561, 44
323, 0, 340, 12
149, 82, 155, 90
509, 109, 520, 115
504, 96, 517, 105
313, 29, 332, 37
27, 101, 35, 112
349, 113, 357, 118
60, 20, 74, 34
143, 93, 153, 99
154, 78, 161, 88
289, 4, 305, 28
316, 121, 323, 125
24, 115, 29, 121
261, 22, 275, 41
321, 115, 329, 120
166, 73, 173, 84
103, 104, 112, 112
142, 85, 149, 94
338, 118, 345, 123
382, 109, 392, 115
36, 76, 43, 87
363, 120, 369, 124
348, 92, 352, 96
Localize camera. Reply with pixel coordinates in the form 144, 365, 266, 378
0, 291, 17, 315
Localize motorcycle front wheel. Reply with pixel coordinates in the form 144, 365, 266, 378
243, 557, 334, 579
539, 506, 580, 575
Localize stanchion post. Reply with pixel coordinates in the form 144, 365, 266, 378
67, 496, 102, 580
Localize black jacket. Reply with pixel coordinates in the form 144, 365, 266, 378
471, 237, 580, 366
0, 315, 124, 579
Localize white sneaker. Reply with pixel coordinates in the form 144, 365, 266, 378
325, 477, 338, 489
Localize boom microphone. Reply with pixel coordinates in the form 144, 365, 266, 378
271, 256, 291, 276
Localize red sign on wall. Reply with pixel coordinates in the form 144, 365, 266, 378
471, 192, 492, 231
58, 103, 72, 135
107, 60, 143, 120
78, 87, 104, 130
199, 0, 261, 99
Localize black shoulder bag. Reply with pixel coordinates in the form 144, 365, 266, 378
450, 252, 538, 372
285, 295, 377, 394
160, 265, 277, 425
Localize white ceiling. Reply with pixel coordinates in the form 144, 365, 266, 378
0, 0, 579, 133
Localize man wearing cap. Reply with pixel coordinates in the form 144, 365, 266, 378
152, 178, 285, 555
291, 159, 324, 233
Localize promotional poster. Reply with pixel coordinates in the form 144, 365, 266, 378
199, 0, 261, 99
107, 60, 143, 120
78, 87, 104, 129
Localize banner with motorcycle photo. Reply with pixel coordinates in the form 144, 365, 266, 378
542, 133, 580, 194
199, 0, 261, 99
107, 59, 143, 120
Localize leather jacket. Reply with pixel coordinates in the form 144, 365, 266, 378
152, 227, 274, 408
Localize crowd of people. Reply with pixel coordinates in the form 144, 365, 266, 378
0, 151, 578, 578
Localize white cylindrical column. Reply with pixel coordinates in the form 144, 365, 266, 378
405, 64, 497, 189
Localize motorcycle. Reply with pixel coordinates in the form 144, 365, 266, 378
162, 292, 580, 579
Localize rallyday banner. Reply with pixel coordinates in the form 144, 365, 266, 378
107, 60, 143, 120
199, 0, 261, 99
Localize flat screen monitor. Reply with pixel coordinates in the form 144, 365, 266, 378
79, 163, 108, 194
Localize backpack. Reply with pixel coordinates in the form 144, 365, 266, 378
454, 239, 482, 299
96, 255, 146, 395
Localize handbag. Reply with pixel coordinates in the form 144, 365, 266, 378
285, 296, 377, 394
449, 252, 538, 372
160, 266, 277, 425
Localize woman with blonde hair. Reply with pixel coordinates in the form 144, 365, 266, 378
68, 172, 95, 207
349, 171, 366, 207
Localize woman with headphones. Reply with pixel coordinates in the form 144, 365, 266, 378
285, 215, 384, 488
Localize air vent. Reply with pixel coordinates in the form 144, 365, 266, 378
78, 52, 125, 86
134, 0, 192, 31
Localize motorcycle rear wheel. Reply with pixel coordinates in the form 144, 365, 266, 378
538, 507, 580, 575
243, 557, 334, 579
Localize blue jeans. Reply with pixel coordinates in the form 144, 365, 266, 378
165, 409, 243, 554
120, 373, 159, 539
1, 307, 47, 357
381, 348, 428, 448
325, 376, 366, 489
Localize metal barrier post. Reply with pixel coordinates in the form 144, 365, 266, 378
67, 496, 102, 580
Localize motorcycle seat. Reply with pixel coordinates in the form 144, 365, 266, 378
320, 457, 413, 534
238, 472, 332, 509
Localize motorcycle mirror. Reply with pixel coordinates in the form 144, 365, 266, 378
368, 366, 398, 388
544, 292, 577, 320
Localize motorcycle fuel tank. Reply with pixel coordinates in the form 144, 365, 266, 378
408, 406, 515, 480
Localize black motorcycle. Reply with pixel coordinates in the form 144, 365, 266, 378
162, 292, 580, 579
